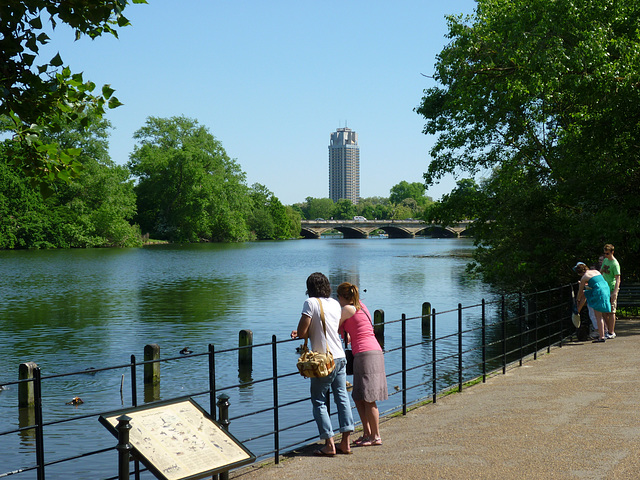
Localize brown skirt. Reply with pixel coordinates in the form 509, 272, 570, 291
352, 350, 388, 403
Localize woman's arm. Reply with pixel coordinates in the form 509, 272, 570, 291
576, 276, 588, 312
339, 305, 356, 327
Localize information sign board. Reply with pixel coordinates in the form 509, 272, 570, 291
100, 398, 254, 480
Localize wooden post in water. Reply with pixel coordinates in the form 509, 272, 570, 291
239, 330, 253, 368
143, 344, 160, 385
422, 302, 432, 337
373, 309, 384, 348
18, 362, 38, 407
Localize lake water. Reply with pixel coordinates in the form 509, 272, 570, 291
0, 237, 497, 477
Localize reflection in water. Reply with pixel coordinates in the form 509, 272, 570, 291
144, 382, 161, 404
134, 277, 244, 325
18, 407, 36, 447
238, 365, 253, 388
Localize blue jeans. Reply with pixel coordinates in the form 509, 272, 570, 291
309, 357, 354, 439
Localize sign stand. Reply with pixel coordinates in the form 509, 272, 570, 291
100, 398, 255, 480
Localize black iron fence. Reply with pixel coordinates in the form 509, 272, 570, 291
0, 283, 576, 479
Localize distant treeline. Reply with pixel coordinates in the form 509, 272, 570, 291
1, 116, 433, 249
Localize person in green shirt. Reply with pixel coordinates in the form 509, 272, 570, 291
601, 243, 621, 338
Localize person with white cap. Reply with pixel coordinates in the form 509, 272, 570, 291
574, 262, 611, 343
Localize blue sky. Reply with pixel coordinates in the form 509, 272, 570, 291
40, 0, 477, 205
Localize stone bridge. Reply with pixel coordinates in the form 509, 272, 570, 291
300, 219, 471, 239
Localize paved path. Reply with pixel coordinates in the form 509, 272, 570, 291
231, 317, 640, 480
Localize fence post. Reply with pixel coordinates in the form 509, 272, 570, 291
432, 309, 437, 404
143, 345, 160, 403
374, 309, 384, 348
401, 314, 407, 415
502, 296, 506, 374
18, 361, 38, 407
209, 344, 216, 421
534, 293, 539, 360
518, 293, 524, 366
130, 355, 137, 407
547, 289, 552, 353
130, 355, 140, 480
271, 336, 280, 464
482, 300, 486, 383
422, 302, 431, 337
33, 367, 45, 480
239, 330, 253, 368
116, 415, 132, 480
458, 304, 463, 392
217, 394, 231, 480
143, 344, 160, 385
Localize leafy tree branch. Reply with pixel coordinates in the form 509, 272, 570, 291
0, 0, 146, 192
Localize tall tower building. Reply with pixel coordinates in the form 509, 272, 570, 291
328, 127, 360, 204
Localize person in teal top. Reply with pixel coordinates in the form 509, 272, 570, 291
600, 244, 621, 339
575, 262, 611, 342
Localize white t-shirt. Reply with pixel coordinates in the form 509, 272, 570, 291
301, 297, 345, 359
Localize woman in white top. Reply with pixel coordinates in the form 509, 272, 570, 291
291, 272, 354, 456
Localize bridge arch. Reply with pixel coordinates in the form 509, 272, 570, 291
300, 220, 470, 239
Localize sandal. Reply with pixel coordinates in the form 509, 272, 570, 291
313, 449, 335, 457
359, 437, 382, 446
352, 436, 370, 446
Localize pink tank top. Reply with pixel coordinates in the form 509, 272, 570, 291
340, 303, 381, 354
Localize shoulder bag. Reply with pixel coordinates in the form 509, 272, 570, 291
297, 298, 336, 378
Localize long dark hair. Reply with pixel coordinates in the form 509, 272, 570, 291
306, 272, 331, 298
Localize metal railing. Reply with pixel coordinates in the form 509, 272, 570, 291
0, 283, 576, 479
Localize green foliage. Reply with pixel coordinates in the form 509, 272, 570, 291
358, 197, 393, 220
387, 181, 433, 219
297, 197, 336, 220
416, 0, 640, 289
389, 180, 432, 207
285, 205, 302, 239
247, 208, 274, 240
333, 198, 357, 220
426, 179, 482, 224
0, 0, 146, 190
294, 193, 427, 222
269, 197, 292, 239
248, 183, 299, 240
0, 117, 142, 248
128, 116, 252, 242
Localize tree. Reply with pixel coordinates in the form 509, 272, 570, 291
50, 115, 141, 247
128, 116, 251, 242
0, 115, 141, 248
285, 205, 302, 239
0, 146, 53, 248
247, 207, 274, 240
248, 183, 297, 240
357, 197, 393, 220
426, 179, 482, 224
248, 183, 274, 239
357, 201, 377, 220
298, 197, 335, 220
269, 196, 291, 239
333, 198, 357, 220
1, 0, 146, 192
389, 180, 431, 207
388, 181, 433, 219
416, 0, 640, 289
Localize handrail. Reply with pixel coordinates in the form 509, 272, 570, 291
0, 284, 577, 479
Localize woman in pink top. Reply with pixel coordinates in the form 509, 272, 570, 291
337, 282, 388, 447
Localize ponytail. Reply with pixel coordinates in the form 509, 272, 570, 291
338, 282, 361, 309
